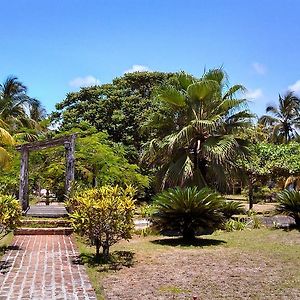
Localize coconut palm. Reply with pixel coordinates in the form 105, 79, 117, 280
259, 92, 300, 143
0, 76, 46, 141
142, 69, 252, 190
0, 124, 14, 167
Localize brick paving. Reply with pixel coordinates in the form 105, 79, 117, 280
0, 235, 96, 300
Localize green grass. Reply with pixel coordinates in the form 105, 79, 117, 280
0, 232, 14, 259
75, 228, 300, 299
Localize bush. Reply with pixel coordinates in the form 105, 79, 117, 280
276, 190, 300, 227
0, 195, 22, 239
222, 201, 245, 219
69, 185, 136, 259
152, 187, 230, 241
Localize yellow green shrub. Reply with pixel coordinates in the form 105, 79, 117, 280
69, 185, 136, 258
0, 195, 21, 239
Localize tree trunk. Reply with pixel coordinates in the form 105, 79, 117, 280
182, 226, 195, 241
102, 242, 110, 261
248, 175, 254, 210
95, 238, 101, 260
92, 166, 97, 187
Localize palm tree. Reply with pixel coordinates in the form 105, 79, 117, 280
0, 123, 14, 167
0, 76, 46, 142
259, 92, 300, 143
142, 69, 253, 190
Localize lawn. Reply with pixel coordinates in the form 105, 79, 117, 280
76, 228, 300, 300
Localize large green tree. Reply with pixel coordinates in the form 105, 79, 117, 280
239, 142, 300, 209
52, 71, 173, 160
27, 129, 149, 200
142, 69, 253, 190
259, 92, 300, 143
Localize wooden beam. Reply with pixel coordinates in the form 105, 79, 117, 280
19, 146, 29, 211
15, 135, 76, 152
65, 134, 76, 197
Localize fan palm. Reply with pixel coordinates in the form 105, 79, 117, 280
142, 69, 252, 190
259, 92, 300, 143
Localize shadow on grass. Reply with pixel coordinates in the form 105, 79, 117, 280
151, 237, 226, 247
73, 250, 135, 272
281, 224, 300, 232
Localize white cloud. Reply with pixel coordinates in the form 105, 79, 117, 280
252, 62, 267, 75
288, 80, 300, 93
124, 64, 151, 74
245, 88, 263, 100
69, 75, 100, 88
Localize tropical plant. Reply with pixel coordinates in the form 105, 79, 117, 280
151, 186, 228, 241
224, 219, 246, 231
259, 92, 300, 143
276, 190, 300, 227
0, 125, 14, 167
239, 142, 300, 209
0, 194, 22, 239
221, 200, 245, 219
69, 185, 136, 259
142, 69, 252, 190
0, 76, 46, 141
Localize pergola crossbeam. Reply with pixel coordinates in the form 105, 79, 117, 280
16, 134, 76, 211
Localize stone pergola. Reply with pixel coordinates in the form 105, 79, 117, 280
16, 134, 76, 211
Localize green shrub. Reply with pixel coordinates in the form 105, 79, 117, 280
276, 190, 300, 227
69, 185, 136, 259
0, 195, 21, 239
222, 201, 245, 219
152, 187, 228, 241
224, 219, 246, 231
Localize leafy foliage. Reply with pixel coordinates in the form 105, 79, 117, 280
142, 69, 252, 190
276, 190, 300, 226
0, 195, 22, 239
221, 201, 245, 219
241, 142, 300, 177
259, 92, 300, 143
152, 186, 228, 240
26, 130, 149, 200
53, 72, 172, 159
69, 185, 136, 258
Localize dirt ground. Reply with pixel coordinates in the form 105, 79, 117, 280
98, 230, 300, 300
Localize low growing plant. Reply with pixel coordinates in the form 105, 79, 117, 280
69, 185, 136, 259
152, 187, 233, 241
276, 190, 300, 227
0, 195, 22, 239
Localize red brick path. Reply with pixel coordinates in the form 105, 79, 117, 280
0, 235, 96, 300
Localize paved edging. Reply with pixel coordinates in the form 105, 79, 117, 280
0, 235, 96, 300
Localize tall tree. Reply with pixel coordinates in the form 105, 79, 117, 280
0, 76, 46, 142
142, 69, 253, 190
0, 125, 14, 167
259, 91, 300, 143
52, 72, 173, 160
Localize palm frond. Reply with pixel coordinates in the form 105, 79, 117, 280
157, 86, 186, 107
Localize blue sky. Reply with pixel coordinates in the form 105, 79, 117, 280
1, 0, 300, 117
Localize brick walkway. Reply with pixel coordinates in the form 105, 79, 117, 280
0, 235, 96, 300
